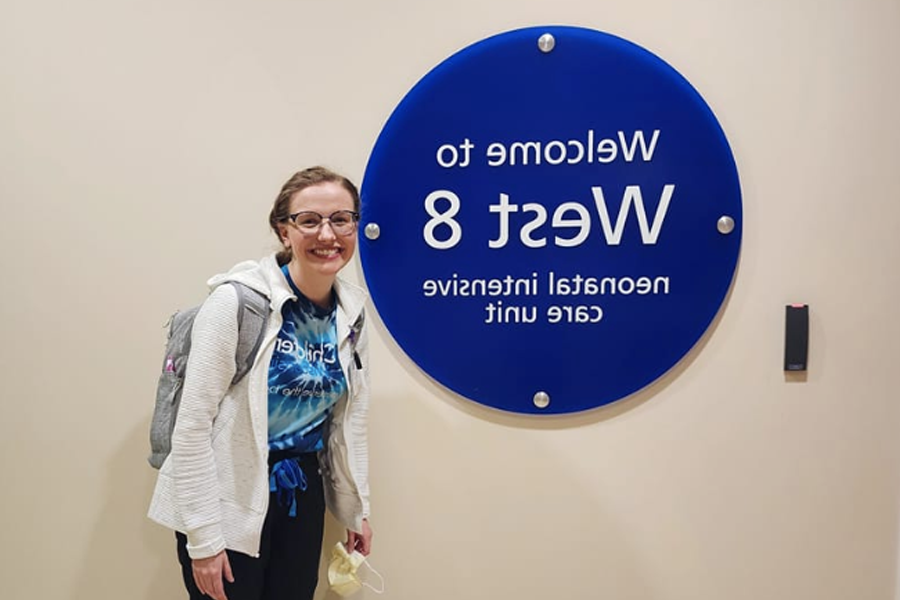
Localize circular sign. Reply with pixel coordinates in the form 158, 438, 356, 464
360, 26, 742, 414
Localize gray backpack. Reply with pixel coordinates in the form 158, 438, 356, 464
148, 282, 270, 469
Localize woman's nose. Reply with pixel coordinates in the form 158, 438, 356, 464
317, 221, 338, 240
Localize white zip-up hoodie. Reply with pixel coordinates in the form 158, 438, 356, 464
148, 254, 370, 559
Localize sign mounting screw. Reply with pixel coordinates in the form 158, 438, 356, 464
533, 391, 550, 409
538, 33, 556, 53
717, 215, 735, 234
364, 223, 381, 240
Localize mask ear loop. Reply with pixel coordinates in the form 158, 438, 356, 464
359, 559, 385, 594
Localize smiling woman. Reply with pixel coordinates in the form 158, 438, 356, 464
275, 182, 359, 306
270, 168, 362, 298
148, 166, 374, 600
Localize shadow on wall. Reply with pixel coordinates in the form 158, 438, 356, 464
71, 418, 185, 600
68, 391, 666, 599
360, 385, 661, 600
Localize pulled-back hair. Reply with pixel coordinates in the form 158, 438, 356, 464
269, 166, 361, 266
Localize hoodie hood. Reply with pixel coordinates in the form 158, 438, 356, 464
207, 259, 267, 290
206, 253, 368, 325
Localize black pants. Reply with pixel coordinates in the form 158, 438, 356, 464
176, 452, 326, 600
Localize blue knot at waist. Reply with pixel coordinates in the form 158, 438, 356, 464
269, 457, 308, 517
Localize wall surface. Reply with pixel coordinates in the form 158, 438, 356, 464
2, 0, 899, 599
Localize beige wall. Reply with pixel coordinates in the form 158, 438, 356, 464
2, 0, 899, 598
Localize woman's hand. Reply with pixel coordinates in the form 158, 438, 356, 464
346, 519, 373, 556
192, 550, 234, 600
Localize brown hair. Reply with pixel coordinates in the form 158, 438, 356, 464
269, 166, 361, 265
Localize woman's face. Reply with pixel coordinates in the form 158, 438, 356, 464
280, 181, 358, 281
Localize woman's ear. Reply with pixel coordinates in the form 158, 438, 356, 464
278, 224, 291, 247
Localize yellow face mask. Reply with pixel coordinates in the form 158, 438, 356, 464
327, 541, 385, 597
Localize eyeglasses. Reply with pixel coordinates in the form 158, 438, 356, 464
287, 210, 360, 236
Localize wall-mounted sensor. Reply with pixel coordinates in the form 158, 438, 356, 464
784, 304, 809, 371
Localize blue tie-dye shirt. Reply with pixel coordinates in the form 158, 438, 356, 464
267, 266, 346, 453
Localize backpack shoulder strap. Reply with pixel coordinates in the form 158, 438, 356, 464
228, 282, 270, 384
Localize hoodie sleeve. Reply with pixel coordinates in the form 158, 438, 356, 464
347, 308, 371, 520
170, 283, 240, 559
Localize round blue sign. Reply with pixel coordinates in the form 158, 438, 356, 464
360, 26, 742, 414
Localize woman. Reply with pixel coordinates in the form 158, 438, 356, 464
149, 166, 373, 600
